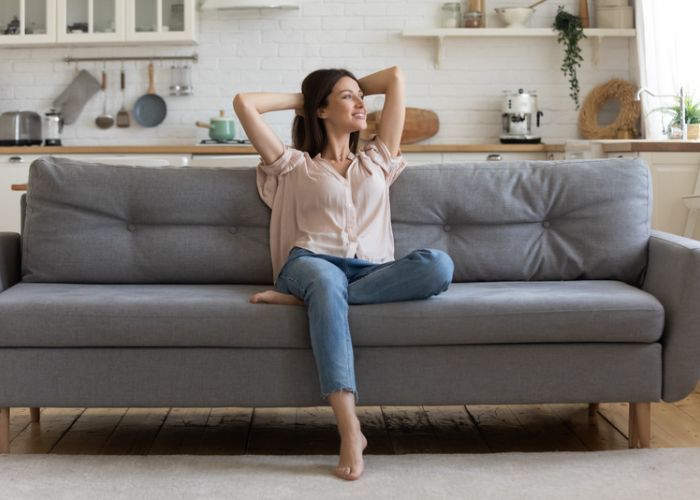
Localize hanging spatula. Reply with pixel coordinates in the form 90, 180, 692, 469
116, 67, 130, 128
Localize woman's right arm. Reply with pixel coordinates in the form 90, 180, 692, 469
232, 92, 303, 165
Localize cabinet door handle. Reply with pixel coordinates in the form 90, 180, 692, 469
486, 154, 502, 161
8, 156, 24, 163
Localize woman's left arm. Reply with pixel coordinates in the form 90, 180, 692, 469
358, 66, 405, 157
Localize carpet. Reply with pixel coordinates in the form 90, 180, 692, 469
2, 449, 699, 499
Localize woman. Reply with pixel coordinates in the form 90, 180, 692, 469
233, 66, 454, 481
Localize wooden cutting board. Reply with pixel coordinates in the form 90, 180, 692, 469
360, 107, 439, 144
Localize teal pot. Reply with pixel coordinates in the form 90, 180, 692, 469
196, 110, 235, 141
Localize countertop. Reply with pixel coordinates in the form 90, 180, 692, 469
5, 141, 700, 155
598, 140, 700, 153
0, 143, 566, 155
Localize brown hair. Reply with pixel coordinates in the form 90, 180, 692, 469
292, 68, 361, 158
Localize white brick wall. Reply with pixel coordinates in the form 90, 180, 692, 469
0, 0, 637, 145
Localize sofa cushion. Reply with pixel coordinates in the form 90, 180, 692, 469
390, 159, 651, 285
0, 281, 663, 348
21, 157, 650, 285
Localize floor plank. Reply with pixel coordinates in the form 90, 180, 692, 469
147, 408, 211, 455
7, 389, 700, 455
547, 404, 629, 451
465, 405, 530, 452
246, 408, 302, 455
422, 405, 490, 453
356, 406, 393, 454
50, 408, 126, 454
10, 408, 84, 454
381, 406, 442, 454
671, 392, 700, 423
100, 408, 170, 455
9, 407, 33, 442
198, 407, 253, 455
598, 402, 700, 448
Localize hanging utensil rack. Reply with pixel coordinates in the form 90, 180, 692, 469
64, 53, 198, 64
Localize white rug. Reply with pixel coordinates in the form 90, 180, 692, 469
2, 449, 699, 499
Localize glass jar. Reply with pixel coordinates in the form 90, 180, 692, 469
441, 3, 462, 28
467, 0, 486, 27
463, 11, 483, 28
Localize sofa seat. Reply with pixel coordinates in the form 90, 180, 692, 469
0, 281, 663, 348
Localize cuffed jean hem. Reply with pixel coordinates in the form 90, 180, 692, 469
322, 387, 359, 405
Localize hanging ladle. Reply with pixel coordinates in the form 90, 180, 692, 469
95, 67, 114, 129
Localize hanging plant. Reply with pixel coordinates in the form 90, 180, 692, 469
552, 6, 586, 109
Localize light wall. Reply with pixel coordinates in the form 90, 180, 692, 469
0, 0, 637, 145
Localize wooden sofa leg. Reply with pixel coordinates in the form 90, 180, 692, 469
0, 408, 9, 454
628, 402, 651, 448
588, 403, 599, 416
30, 407, 40, 423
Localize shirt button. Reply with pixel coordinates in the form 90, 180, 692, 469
229, 227, 238, 234
127, 224, 136, 232
443, 224, 452, 232
542, 221, 550, 228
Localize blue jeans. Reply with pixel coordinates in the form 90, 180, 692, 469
274, 246, 455, 402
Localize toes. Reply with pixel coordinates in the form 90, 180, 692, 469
334, 466, 351, 479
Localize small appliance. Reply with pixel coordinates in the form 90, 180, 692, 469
44, 109, 64, 146
0, 111, 43, 146
500, 88, 544, 144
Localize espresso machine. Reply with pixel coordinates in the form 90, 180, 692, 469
500, 89, 544, 144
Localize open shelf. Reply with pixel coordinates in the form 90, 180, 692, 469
401, 28, 637, 68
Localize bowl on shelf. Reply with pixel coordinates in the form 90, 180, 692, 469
495, 7, 534, 28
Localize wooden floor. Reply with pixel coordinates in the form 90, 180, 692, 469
6, 383, 700, 455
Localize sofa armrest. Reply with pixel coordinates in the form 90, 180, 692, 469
0, 232, 21, 293
642, 230, 700, 402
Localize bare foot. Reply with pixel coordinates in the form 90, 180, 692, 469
334, 430, 368, 481
249, 289, 304, 305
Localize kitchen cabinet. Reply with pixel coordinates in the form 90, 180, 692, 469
404, 151, 552, 166
189, 154, 260, 167
56, 0, 125, 43
0, 0, 195, 47
0, 154, 189, 233
606, 151, 700, 240
125, 0, 196, 43
0, 0, 56, 45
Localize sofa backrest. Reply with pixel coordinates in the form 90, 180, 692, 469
21, 156, 651, 285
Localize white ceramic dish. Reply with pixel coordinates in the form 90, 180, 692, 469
494, 7, 534, 28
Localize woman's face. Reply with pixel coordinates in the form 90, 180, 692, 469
317, 76, 367, 133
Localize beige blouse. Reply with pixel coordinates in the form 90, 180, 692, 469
256, 136, 407, 283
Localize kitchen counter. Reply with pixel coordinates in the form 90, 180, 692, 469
599, 140, 700, 153
0, 143, 566, 155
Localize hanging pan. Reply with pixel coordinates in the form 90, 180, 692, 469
132, 62, 167, 127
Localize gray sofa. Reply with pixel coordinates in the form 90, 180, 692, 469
1, 155, 699, 453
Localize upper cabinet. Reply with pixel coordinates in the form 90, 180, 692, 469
57, 0, 126, 43
125, 0, 196, 43
0, 0, 56, 45
0, 0, 196, 46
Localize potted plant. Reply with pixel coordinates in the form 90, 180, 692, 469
651, 95, 700, 139
552, 6, 586, 109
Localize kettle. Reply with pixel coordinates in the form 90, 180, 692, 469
44, 109, 64, 146
196, 110, 236, 142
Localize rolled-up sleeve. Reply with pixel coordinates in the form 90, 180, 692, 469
256, 146, 304, 208
363, 135, 407, 185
